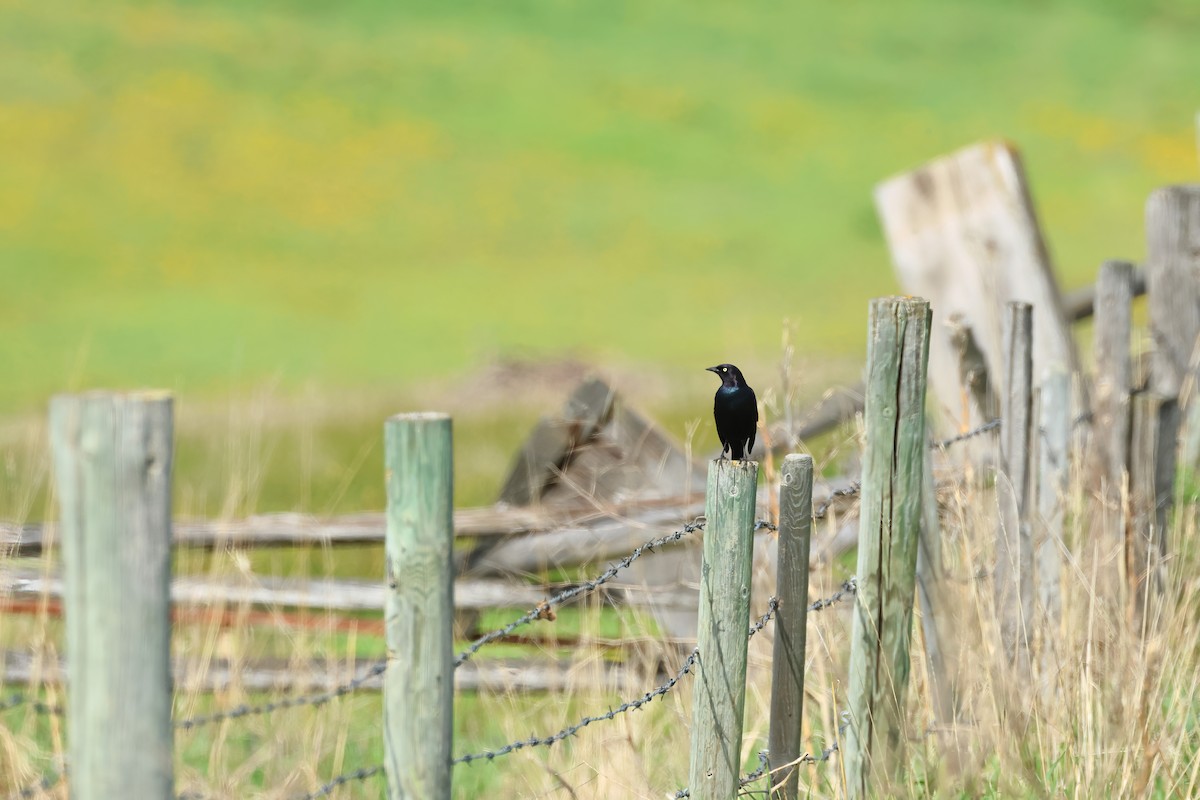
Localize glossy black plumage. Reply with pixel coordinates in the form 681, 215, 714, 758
706, 364, 758, 461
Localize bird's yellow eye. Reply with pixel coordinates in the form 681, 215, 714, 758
721, 367, 727, 372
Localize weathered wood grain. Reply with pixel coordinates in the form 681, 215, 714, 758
875, 141, 1079, 440
383, 413, 454, 800
845, 297, 931, 799
1128, 392, 1178, 628
49, 392, 175, 799
768, 455, 813, 800
687, 459, 758, 800
995, 302, 1034, 672
1088, 261, 1134, 504
1145, 186, 1200, 400
1035, 369, 1070, 638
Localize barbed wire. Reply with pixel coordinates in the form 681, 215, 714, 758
0, 692, 63, 717
808, 577, 857, 612
173, 517, 769, 729
455, 518, 709, 666
174, 660, 387, 731
813, 482, 861, 520
7, 765, 63, 800
810, 417, 1004, 523
675, 711, 850, 798
747, 597, 779, 639
290, 765, 383, 800
453, 646, 700, 766
933, 418, 1002, 449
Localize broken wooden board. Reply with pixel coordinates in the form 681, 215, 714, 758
497, 377, 704, 509
875, 141, 1080, 437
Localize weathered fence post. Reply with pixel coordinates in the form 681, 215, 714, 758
687, 458, 758, 800
845, 297, 931, 799
1088, 261, 1134, 591
915, 442, 958, 729
995, 301, 1034, 671
1145, 187, 1200, 401
384, 413, 454, 800
1088, 261, 1134, 491
1128, 393, 1179, 627
768, 454, 812, 799
1145, 187, 1200, 477
1035, 368, 1070, 637
49, 392, 175, 799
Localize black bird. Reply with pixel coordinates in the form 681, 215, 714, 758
707, 364, 758, 461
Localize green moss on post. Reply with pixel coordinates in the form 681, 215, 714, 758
845, 297, 931, 799
384, 412, 454, 800
50, 392, 175, 800
687, 458, 758, 800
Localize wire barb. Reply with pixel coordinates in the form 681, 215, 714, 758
291, 765, 383, 800
933, 418, 1002, 449
453, 647, 701, 767
455, 518, 707, 666
813, 482, 861, 520
0, 692, 63, 717
7, 764, 64, 800
174, 660, 387, 730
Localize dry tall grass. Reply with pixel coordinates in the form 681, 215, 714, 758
2, 390, 1198, 798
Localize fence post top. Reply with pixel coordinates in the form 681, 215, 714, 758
386, 411, 451, 424
50, 390, 173, 406
707, 458, 758, 474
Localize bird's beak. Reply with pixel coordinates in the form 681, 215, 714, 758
705, 366, 719, 374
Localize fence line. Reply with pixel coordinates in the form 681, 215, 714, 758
1, 319, 1018, 798
5, 542, 857, 800
456, 518, 708, 665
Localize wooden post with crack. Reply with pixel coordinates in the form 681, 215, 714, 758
844, 297, 932, 799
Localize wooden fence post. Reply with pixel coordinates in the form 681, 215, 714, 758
1145, 187, 1200, 401
995, 301, 1034, 671
384, 413, 454, 800
1088, 260, 1134, 490
915, 442, 958, 728
1035, 368, 1070, 637
687, 458, 758, 800
1146, 187, 1200, 478
1128, 393, 1179, 627
49, 392, 175, 799
845, 297, 931, 799
1088, 261, 1134, 588
768, 454, 813, 799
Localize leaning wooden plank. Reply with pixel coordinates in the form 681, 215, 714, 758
1, 494, 698, 557
464, 504, 705, 577
0, 570, 550, 612
875, 140, 1080, 436
0, 651, 647, 694
497, 378, 615, 505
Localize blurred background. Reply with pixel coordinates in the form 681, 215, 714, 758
3, 4, 1200, 797
2, 0, 1199, 513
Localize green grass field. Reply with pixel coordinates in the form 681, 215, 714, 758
2, 0, 1198, 417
